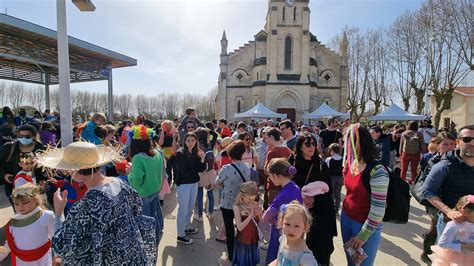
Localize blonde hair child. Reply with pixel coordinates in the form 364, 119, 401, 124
429, 195, 474, 265
230, 181, 263, 265
0, 184, 58, 265
269, 201, 318, 266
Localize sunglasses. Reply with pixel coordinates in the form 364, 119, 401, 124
459, 137, 474, 143
18, 134, 33, 139
304, 141, 317, 148
187, 126, 195, 129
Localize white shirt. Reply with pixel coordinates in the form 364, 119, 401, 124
0, 208, 55, 265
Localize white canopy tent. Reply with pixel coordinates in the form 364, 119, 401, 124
368, 103, 426, 121
234, 103, 287, 119
302, 103, 350, 119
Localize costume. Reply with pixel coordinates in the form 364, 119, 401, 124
13, 171, 36, 188
232, 213, 260, 266
0, 207, 55, 266
80, 121, 102, 145
263, 181, 303, 264
275, 236, 318, 266
50, 176, 87, 215
52, 180, 157, 264
429, 221, 474, 265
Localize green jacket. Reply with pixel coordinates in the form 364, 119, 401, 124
129, 152, 164, 198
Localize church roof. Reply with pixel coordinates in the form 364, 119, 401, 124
455, 87, 474, 96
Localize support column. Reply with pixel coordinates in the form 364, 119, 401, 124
57, 0, 73, 145
44, 72, 51, 110
107, 67, 114, 122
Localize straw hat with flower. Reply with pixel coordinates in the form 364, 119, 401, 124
36, 141, 123, 172
220, 137, 234, 150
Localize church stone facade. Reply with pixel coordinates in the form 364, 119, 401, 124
215, 0, 348, 122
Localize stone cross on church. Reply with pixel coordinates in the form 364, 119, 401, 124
215, 0, 348, 122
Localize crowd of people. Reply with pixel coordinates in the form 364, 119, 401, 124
0, 105, 473, 265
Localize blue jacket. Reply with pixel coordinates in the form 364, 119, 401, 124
81, 121, 102, 145
375, 134, 391, 167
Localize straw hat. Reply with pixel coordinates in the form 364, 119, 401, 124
220, 137, 234, 150
36, 142, 123, 171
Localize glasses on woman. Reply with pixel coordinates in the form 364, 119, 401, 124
18, 134, 33, 139
304, 141, 317, 148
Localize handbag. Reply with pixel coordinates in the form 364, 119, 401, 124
240, 204, 264, 241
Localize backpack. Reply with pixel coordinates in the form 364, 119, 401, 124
362, 161, 410, 224
403, 133, 420, 154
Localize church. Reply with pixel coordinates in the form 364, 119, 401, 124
215, 0, 348, 122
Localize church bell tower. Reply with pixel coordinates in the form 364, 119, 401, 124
265, 0, 311, 82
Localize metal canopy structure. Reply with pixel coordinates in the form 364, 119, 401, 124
0, 13, 137, 111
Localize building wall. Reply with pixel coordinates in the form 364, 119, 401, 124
430, 92, 474, 128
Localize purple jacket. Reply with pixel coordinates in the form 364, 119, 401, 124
40, 130, 56, 147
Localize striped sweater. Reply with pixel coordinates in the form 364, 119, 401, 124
343, 165, 389, 242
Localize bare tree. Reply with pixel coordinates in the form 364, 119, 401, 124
8, 84, 26, 110
0, 82, 7, 107
420, 0, 471, 129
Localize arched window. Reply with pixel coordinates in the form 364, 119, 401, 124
293, 7, 296, 21
237, 100, 241, 113
282, 7, 286, 21
284, 36, 292, 69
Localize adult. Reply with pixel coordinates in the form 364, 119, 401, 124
158, 120, 177, 184
40, 121, 57, 147
238, 131, 258, 166
14, 108, 31, 127
0, 106, 14, 125
369, 126, 391, 168
175, 132, 206, 244
420, 120, 437, 150
289, 133, 337, 265
255, 127, 270, 186
421, 125, 474, 248
231, 121, 248, 140
218, 118, 232, 138
128, 125, 164, 243
389, 127, 403, 169
317, 117, 343, 156
178, 108, 205, 143
264, 128, 292, 208
341, 124, 389, 266
215, 141, 251, 266
0, 124, 45, 207
36, 142, 157, 264
417, 132, 456, 263
449, 121, 458, 139
194, 127, 216, 221
280, 119, 297, 151
400, 121, 426, 184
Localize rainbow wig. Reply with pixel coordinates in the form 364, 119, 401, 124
128, 125, 156, 140
343, 123, 362, 174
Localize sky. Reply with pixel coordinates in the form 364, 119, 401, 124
0, 0, 423, 96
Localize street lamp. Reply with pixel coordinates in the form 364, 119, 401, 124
57, 0, 95, 146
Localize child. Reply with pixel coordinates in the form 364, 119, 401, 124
14, 152, 37, 188
262, 158, 303, 265
233, 182, 263, 266
80, 113, 106, 145
0, 183, 56, 265
429, 195, 474, 265
115, 159, 130, 183
48, 174, 87, 216
269, 201, 318, 266
325, 143, 343, 213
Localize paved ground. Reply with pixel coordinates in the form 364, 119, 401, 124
0, 185, 430, 265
